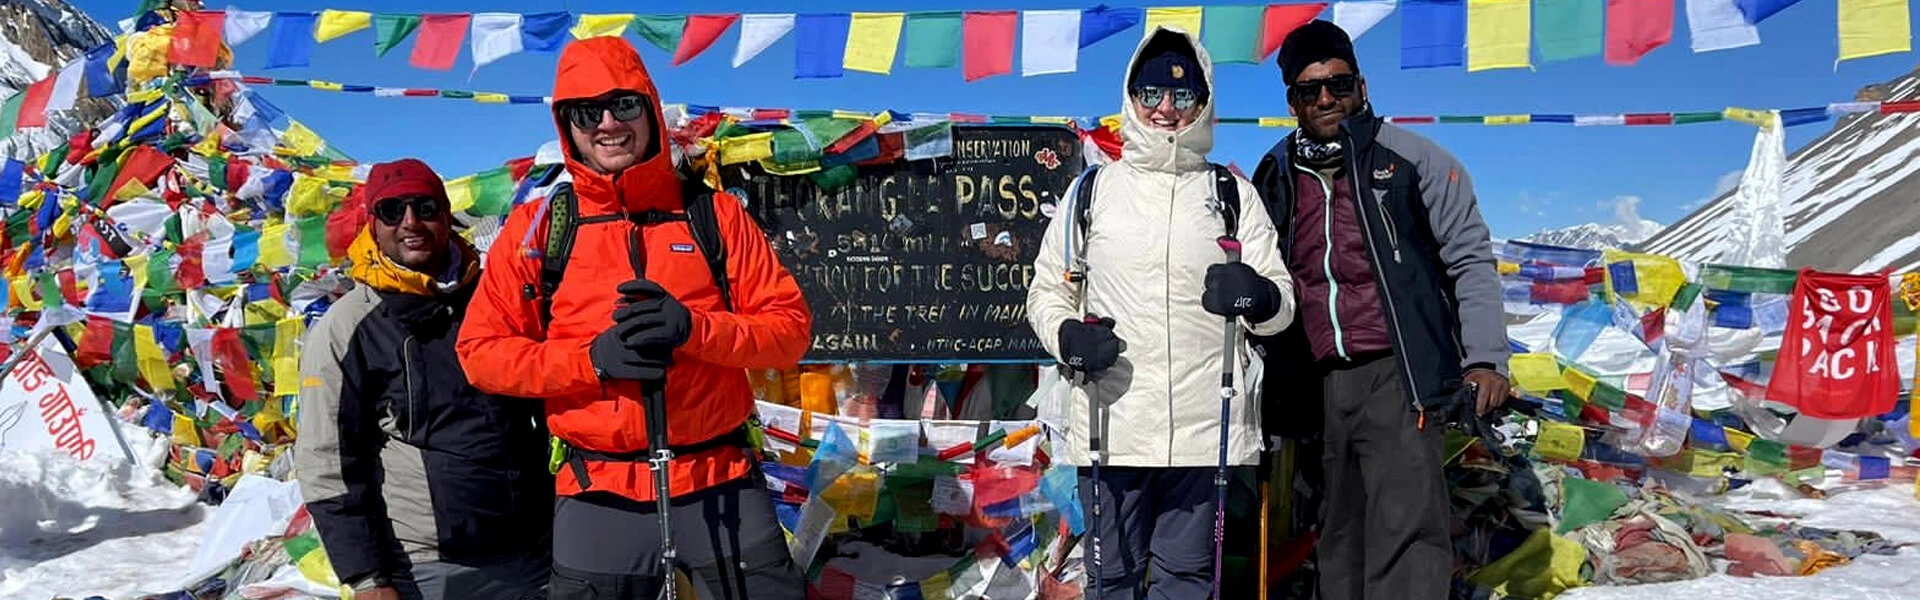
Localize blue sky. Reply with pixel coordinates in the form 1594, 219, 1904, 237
69, 0, 1920, 238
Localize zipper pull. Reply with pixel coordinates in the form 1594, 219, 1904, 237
1414, 398, 1426, 431
1394, 249, 1402, 263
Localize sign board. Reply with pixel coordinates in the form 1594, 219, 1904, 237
725, 125, 1083, 362
0, 334, 128, 463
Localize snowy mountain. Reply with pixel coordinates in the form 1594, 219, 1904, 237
0, 0, 116, 160
1640, 69, 1920, 274
1521, 219, 1666, 251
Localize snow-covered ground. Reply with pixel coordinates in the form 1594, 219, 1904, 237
1, 434, 1916, 599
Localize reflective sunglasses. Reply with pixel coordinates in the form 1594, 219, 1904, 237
560, 94, 650, 130
1132, 86, 1201, 112
373, 196, 443, 226
1288, 74, 1359, 104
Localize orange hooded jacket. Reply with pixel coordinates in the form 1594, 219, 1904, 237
455, 37, 812, 503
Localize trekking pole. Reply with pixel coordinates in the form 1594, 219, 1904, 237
1077, 314, 1106, 600
1211, 236, 1243, 600
642, 382, 682, 600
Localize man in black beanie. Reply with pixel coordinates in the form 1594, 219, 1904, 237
1251, 19, 1512, 600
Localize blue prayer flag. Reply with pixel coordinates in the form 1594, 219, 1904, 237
794, 14, 850, 79
1609, 261, 1639, 295
264, 13, 317, 69
1690, 418, 1730, 451
1858, 455, 1890, 480
1735, 0, 1800, 24
1080, 6, 1143, 48
0, 159, 22, 207
84, 43, 124, 98
1401, 0, 1465, 69
143, 403, 173, 433
230, 230, 261, 273
521, 12, 571, 52
1551, 301, 1611, 360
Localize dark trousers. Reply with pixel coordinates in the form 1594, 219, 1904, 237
393, 551, 550, 600
548, 475, 805, 600
1078, 466, 1238, 600
1315, 353, 1451, 600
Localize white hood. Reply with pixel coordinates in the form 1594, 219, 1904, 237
1118, 26, 1217, 173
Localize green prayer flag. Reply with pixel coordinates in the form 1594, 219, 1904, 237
111, 320, 138, 384
1673, 112, 1724, 124
771, 129, 821, 164
437, 90, 474, 99
6, 208, 31, 242
1200, 5, 1264, 64
42, 144, 68, 172
208, 156, 229, 191
903, 12, 962, 69
85, 159, 122, 204
35, 271, 61, 308
631, 15, 687, 53
469, 166, 514, 217
147, 247, 180, 295
1555, 476, 1628, 533
1745, 438, 1788, 476
0, 90, 24, 133
164, 214, 184, 246
807, 164, 858, 193
374, 14, 423, 58
242, 322, 277, 362
295, 215, 329, 268
1700, 264, 1799, 295
1673, 283, 1703, 311
1440, 115, 1483, 124
1534, 0, 1602, 62
284, 529, 321, 560
1589, 381, 1626, 412
218, 427, 245, 458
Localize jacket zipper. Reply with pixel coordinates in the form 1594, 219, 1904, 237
1293, 164, 1348, 361
1164, 154, 1176, 464
1377, 197, 1403, 263
403, 335, 419, 444
1342, 137, 1426, 420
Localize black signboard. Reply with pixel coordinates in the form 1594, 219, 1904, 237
722, 125, 1084, 362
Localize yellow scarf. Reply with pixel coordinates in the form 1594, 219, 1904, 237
346, 227, 479, 296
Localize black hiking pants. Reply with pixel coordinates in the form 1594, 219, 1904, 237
1315, 352, 1451, 600
548, 473, 805, 600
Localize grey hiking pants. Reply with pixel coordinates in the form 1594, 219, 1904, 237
1316, 352, 1451, 600
391, 551, 550, 600
1078, 466, 1243, 600
547, 475, 805, 600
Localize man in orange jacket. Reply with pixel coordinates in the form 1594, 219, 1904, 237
456, 37, 812, 599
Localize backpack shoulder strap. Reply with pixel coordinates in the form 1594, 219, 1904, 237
1210, 163, 1240, 237
1065, 165, 1100, 288
682, 185, 734, 313
536, 182, 578, 329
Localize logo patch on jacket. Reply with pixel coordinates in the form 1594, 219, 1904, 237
670, 243, 696, 253
1374, 163, 1396, 181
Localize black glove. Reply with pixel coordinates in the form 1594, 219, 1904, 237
613, 279, 692, 355
591, 320, 670, 381
1057, 317, 1122, 377
1203, 262, 1282, 322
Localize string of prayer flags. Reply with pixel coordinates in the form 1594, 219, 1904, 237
734, 13, 795, 67
1837, 0, 1912, 62
1605, 0, 1674, 66
1403, 0, 1467, 69
795, 13, 851, 79
1468, 0, 1531, 71
963, 11, 1018, 82
844, 13, 906, 75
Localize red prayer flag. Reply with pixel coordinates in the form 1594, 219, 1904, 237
1624, 113, 1674, 125
177, 235, 206, 290
1604, 0, 1671, 66
1260, 4, 1329, 60
225, 158, 251, 191
212, 327, 259, 403
409, 14, 471, 71
76, 315, 115, 369
170, 10, 225, 68
962, 11, 1017, 82
326, 185, 368, 260
1765, 269, 1900, 419
675, 14, 739, 66
14, 77, 54, 130
107, 145, 174, 207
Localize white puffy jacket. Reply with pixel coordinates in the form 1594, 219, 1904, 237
1027, 26, 1295, 468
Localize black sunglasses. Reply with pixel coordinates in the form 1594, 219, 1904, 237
1288, 74, 1359, 104
560, 94, 650, 130
373, 196, 443, 226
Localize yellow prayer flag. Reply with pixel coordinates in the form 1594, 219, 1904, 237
320, 164, 357, 182
474, 93, 509, 104
921, 572, 951, 600
1144, 7, 1203, 37
1723, 427, 1755, 453
830, 109, 874, 121
125, 253, 150, 291
572, 14, 636, 39
1498, 261, 1520, 275
1602, 250, 1687, 309
173, 413, 201, 448
273, 317, 305, 397
444, 175, 476, 213
113, 179, 153, 202
287, 173, 332, 217
127, 25, 172, 82
308, 80, 345, 92
843, 12, 905, 75
1466, 0, 1530, 72
1532, 421, 1585, 462
315, 10, 372, 43
11, 278, 39, 310
1723, 107, 1776, 129
718, 133, 775, 165
135, 324, 174, 392
1838, 0, 1911, 62
259, 224, 294, 268
871, 111, 894, 127
245, 299, 289, 326
280, 120, 324, 157
1510, 353, 1567, 393
1100, 113, 1124, 131
1562, 368, 1598, 400
1258, 117, 1298, 128
1484, 114, 1531, 125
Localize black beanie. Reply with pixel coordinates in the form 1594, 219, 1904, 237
1277, 20, 1358, 84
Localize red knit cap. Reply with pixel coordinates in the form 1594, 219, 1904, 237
363, 158, 448, 207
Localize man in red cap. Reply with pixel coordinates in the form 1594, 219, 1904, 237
296, 158, 553, 600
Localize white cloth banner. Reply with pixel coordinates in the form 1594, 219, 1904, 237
0, 335, 129, 464
1021, 10, 1081, 77
734, 14, 796, 68
469, 13, 525, 71
1686, 0, 1761, 52
1333, 0, 1396, 41
224, 7, 273, 46
1722, 112, 1787, 268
